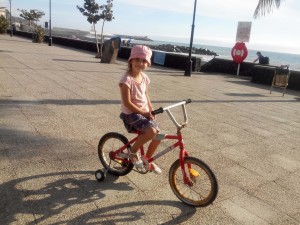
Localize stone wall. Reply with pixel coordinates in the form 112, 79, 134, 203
201, 58, 300, 91
117, 47, 201, 72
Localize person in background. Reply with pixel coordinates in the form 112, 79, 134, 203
126, 39, 131, 47
253, 51, 269, 64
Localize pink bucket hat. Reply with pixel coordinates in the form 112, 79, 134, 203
128, 45, 152, 66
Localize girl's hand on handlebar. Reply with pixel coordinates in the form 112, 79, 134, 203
149, 112, 155, 120
142, 111, 155, 120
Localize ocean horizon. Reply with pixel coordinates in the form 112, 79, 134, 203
131, 39, 300, 71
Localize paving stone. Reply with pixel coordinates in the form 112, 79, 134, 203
1, 35, 300, 225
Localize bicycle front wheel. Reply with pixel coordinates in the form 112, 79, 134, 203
98, 132, 133, 176
169, 157, 218, 207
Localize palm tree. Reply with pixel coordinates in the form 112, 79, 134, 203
254, 0, 284, 18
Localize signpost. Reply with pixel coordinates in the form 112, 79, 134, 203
48, 0, 52, 46
9, 0, 12, 37
231, 42, 248, 76
184, 0, 197, 77
232, 21, 252, 75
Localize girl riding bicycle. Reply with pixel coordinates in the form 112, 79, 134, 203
119, 45, 162, 174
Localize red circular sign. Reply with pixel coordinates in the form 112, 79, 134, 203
231, 42, 248, 63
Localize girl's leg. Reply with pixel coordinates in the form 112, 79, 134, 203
130, 126, 162, 174
146, 139, 161, 158
147, 137, 162, 174
130, 127, 157, 162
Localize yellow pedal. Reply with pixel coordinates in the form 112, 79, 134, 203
189, 168, 200, 177
116, 159, 123, 164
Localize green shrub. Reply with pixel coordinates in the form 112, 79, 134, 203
32, 26, 45, 43
0, 15, 9, 34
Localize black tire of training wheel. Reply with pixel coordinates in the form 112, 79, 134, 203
95, 169, 106, 182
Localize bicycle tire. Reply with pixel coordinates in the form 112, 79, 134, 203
169, 157, 218, 207
98, 132, 133, 176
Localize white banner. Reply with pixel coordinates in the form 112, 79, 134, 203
236, 21, 252, 42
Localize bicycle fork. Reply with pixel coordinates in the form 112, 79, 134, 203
180, 150, 199, 186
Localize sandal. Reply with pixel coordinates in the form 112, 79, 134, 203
149, 162, 162, 174
130, 152, 144, 169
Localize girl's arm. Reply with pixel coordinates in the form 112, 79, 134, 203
145, 86, 155, 120
120, 83, 151, 118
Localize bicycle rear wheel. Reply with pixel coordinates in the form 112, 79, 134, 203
169, 157, 218, 207
98, 132, 133, 176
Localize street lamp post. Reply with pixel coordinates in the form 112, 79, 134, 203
9, 0, 12, 37
48, 0, 52, 46
184, 0, 197, 76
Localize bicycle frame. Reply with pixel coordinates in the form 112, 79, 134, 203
112, 132, 189, 163
110, 99, 194, 185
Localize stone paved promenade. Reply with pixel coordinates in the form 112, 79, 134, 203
1, 35, 300, 225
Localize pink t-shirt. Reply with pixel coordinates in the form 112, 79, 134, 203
119, 72, 150, 114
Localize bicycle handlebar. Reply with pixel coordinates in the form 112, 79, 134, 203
151, 99, 192, 115
151, 107, 164, 115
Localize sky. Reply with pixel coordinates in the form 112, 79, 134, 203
1, 0, 300, 54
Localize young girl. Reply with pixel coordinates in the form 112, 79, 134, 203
119, 45, 161, 174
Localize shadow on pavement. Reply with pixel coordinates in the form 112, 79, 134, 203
0, 171, 195, 224
66, 200, 196, 225
225, 93, 265, 97
1, 98, 299, 107
53, 58, 99, 63
0, 99, 121, 105
0, 128, 51, 149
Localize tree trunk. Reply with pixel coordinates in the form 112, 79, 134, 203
93, 23, 100, 57
100, 19, 106, 59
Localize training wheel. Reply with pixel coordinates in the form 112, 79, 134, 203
95, 169, 106, 182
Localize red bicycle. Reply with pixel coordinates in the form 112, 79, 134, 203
95, 99, 218, 207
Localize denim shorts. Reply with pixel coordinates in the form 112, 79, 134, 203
120, 113, 159, 133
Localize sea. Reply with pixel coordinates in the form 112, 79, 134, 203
131, 39, 300, 71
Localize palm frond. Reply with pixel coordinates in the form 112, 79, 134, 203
253, 0, 283, 19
